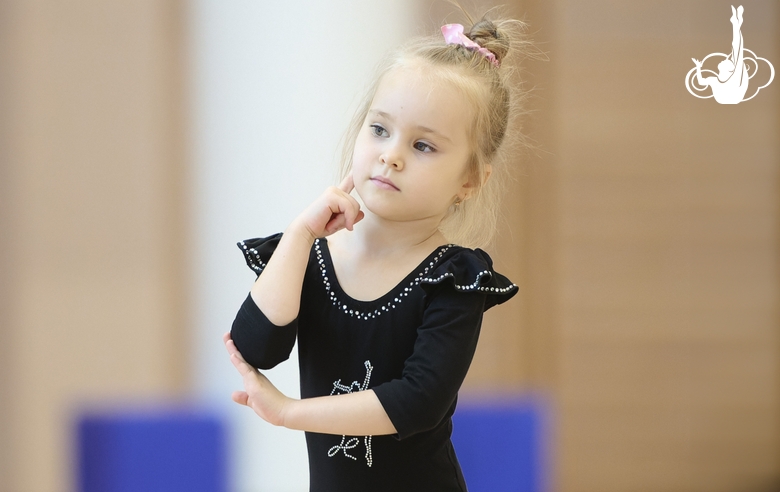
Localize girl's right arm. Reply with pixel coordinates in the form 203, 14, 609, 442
250, 175, 363, 326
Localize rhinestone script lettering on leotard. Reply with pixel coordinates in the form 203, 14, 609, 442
327, 361, 374, 467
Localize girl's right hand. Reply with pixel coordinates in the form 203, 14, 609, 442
293, 174, 364, 240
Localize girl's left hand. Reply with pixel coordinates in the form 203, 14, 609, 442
223, 332, 291, 427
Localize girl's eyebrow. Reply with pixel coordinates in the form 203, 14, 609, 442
369, 109, 393, 120
369, 109, 452, 143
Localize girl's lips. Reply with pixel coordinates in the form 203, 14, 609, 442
370, 176, 400, 191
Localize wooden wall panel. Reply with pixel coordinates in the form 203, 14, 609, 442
0, 1, 188, 490
0, 3, 16, 487
550, 1, 779, 491
456, 0, 780, 491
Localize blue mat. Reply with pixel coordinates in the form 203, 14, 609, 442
77, 409, 227, 492
451, 397, 548, 492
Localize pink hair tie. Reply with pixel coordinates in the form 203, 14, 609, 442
441, 23, 500, 67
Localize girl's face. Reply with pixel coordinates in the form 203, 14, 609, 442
351, 63, 475, 225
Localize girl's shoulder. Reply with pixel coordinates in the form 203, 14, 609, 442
419, 243, 518, 311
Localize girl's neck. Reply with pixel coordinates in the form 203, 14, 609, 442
333, 210, 447, 259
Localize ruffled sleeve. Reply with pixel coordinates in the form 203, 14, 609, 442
232, 232, 297, 370
238, 232, 283, 277
418, 247, 518, 311
372, 247, 518, 440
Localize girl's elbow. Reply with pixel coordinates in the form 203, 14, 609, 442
230, 324, 295, 370
244, 349, 291, 371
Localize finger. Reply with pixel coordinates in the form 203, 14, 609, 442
338, 173, 354, 194
225, 339, 241, 358
222, 332, 231, 344
344, 209, 363, 232
230, 350, 249, 368
230, 352, 254, 375
226, 339, 246, 361
325, 214, 348, 235
321, 192, 362, 234
353, 210, 365, 225
231, 391, 249, 406
339, 194, 362, 231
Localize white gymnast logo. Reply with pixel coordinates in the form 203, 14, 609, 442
685, 5, 774, 104
327, 360, 374, 467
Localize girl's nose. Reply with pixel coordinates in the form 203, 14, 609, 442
380, 147, 404, 170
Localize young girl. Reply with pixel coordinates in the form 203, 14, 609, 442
225, 10, 529, 491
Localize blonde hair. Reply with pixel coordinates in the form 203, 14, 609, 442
339, 8, 534, 248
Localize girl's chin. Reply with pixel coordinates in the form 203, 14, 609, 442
361, 205, 447, 226
358, 202, 407, 223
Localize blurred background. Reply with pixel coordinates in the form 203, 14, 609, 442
0, 0, 777, 491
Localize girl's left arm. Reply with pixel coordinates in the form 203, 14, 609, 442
224, 333, 397, 436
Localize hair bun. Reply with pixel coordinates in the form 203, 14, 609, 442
466, 19, 509, 65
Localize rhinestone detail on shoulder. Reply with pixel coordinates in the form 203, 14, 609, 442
420, 271, 518, 294
239, 241, 267, 274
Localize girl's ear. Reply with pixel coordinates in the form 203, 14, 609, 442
460, 164, 492, 200
483, 164, 493, 185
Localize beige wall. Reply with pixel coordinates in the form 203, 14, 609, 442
463, 1, 780, 491
0, 1, 188, 490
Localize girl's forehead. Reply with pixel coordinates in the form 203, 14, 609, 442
370, 65, 474, 129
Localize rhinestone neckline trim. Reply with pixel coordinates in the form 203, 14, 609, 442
314, 238, 452, 321
239, 238, 519, 322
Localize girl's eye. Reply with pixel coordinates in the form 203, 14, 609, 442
370, 124, 388, 137
414, 141, 435, 153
